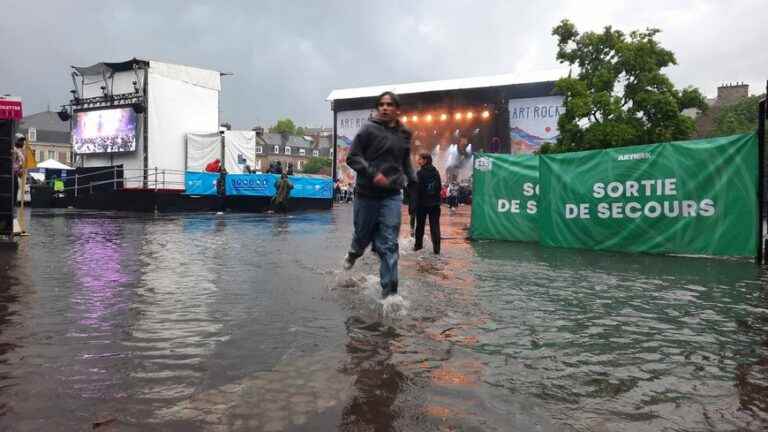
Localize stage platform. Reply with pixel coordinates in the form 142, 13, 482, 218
30, 187, 332, 213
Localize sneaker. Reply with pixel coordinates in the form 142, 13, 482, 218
343, 253, 357, 270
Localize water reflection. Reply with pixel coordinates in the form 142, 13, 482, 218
128, 218, 225, 399
0, 247, 22, 418
470, 240, 768, 430
70, 219, 132, 330
340, 316, 407, 431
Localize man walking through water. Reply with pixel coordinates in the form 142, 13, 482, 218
343, 91, 416, 299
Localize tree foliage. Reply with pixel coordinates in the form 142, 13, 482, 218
710, 95, 764, 137
270, 118, 297, 135
540, 20, 707, 154
302, 157, 331, 175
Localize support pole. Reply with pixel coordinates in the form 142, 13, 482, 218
758, 91, 767, 264
17, 168, 27, 234
332, 107, 338, 182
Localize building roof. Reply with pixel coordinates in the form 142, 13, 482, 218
18, 111, 71, 133
327, 69, 567, 101
258, 133, 314, 148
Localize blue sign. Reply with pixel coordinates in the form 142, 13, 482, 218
226, 174, 274, 196
225, 173, 332, 199
185, 172, 219, 196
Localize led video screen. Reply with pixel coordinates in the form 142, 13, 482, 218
73, 107, 137, 154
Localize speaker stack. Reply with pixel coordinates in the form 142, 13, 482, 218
0, 119, 14, 236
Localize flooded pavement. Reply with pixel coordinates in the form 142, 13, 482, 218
1, 205, 768, 431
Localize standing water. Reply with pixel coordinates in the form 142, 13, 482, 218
0, 206, 767, 431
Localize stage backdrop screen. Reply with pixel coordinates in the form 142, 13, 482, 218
73, 107, 138, 154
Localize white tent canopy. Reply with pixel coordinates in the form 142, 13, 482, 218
36, 159, 73, 170
327, 69, 568, 101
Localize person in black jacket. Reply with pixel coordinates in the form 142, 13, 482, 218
343, 91, 416, 299
413, 152, 442, 254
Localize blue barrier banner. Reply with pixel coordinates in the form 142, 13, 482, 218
185, 172, 219, 196
226, 174, 333, 199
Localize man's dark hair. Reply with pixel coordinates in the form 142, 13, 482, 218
376, 91, 400, 109
419, 152, 432, 165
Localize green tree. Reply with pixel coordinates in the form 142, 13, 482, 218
710, 95, 764, 137
270, 118, 296, 135
540, 20, 707, 154
302, 157, 331, 175
295, 126, 306, 136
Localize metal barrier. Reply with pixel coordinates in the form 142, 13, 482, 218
62, 167, 187, 195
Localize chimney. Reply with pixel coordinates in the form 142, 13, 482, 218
251, 126, 264, 137
716, 82, 749, 106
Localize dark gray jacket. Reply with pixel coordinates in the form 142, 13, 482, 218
416, 164, 442, 208
346, 117, 416, 198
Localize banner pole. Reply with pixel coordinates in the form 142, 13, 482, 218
757, 96, 766, 263
332, 107, 338, 183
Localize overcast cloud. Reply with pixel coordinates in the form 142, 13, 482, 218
2, 0, 765, 129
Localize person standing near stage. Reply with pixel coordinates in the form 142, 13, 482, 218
343, 91, 416, 299
413, 152, 441, 254
216, 166, 227, 214
447, 181, 459, 211
12, 135, 25, 211
272, 172, 293, 214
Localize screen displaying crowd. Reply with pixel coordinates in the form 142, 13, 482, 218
73, 107, 138, 154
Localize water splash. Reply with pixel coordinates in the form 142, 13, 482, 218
381, 294, 409, 318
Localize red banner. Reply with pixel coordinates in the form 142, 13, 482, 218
0, 98, 23, 120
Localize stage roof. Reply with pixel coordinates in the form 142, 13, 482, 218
327, 69, 567, 101
72, 58, 223, 92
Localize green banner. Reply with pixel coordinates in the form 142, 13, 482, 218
470, 153, 539, 242
538, 133, 758, 257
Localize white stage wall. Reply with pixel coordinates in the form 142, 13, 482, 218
147, 62, 219, 188
186, 132, 222, 173
223, 130, 256, 174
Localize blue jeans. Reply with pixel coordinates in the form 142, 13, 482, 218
349, 194, 402, 296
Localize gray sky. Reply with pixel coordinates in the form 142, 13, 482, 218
2, 0, 765, 129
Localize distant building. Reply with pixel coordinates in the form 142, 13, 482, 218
692, 83, 751, 138
16, 111, 72, 165
715, 83, 749, 106
251, 128, 332, 173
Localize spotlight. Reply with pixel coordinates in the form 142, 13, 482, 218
411, 114, 418, 122
132, 103, 146, 114
466, 112, 474, 119
481, 110, 490, 119
57, 106, 71, 122
454, 112, 462, 120
401, 115, 408, 123
440, 113, 448, 121
425, 114, 433, 122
